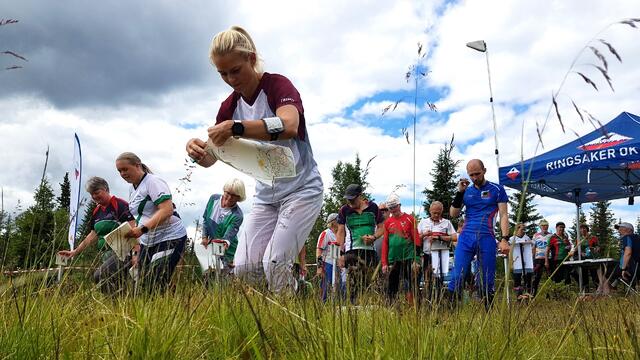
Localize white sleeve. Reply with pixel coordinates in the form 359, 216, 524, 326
148, 176, 172, 205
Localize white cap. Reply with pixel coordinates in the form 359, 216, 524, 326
326, 213, 338, 224
386, 193, 401, 208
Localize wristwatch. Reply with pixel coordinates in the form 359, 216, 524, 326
501, 235, 510, 241
231, 120, 244, 138
140, 225, 149, 234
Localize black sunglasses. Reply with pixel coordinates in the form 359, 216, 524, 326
380, 208, 389, 212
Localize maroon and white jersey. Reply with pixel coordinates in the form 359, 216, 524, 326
216, 73, 323, 204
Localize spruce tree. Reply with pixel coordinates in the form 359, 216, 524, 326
568, 207, 587, 241
422, 136, 460, 220
76, 200, 97, 241
323, 154, 372, 215
307, 154, 372, 262
9, 179, 59, 269
57, 172, 71, 211
589, 201, 616, 258
508, 191, 543, 237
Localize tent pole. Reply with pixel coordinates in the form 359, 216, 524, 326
575, 196, 583, 293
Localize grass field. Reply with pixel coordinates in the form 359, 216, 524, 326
1, 269, 639, 359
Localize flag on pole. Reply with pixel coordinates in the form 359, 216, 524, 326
68, 133, 82, 250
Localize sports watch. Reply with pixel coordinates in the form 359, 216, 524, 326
231, 120, 245, 138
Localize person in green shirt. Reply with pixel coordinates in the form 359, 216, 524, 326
201, 178, 245, 275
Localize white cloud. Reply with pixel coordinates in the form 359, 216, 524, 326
2, 0, 640, 247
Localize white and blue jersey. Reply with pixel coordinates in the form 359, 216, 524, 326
460, 181, 508, 236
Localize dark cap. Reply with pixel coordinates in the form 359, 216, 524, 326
343, 184, 362, 200
615, 222, 634, 231
556, 221, 565, 227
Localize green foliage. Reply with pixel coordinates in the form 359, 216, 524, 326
589, 201, 617, 258
56, 172, 71, 211
323, 153, 372, 215
508, 190, 543, 237
307, 154, 372, 261
72, 200, 99, 261
422, 137, 460, 222
1, 278, 639, 359
568, 207, 587, 241
4, 179, 68, 269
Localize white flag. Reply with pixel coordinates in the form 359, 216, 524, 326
68, 133, 82, 250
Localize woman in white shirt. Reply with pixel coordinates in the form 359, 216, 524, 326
116, 152, 187, 293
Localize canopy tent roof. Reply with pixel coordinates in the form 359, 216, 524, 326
499, 111, 640, 204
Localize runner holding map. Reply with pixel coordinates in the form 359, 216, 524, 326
510, 223, 534, 300
186, 26, 323, 293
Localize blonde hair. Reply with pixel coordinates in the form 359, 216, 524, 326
116, 152, 152, 174
223, 178, 246, 202
209, 26, 263, 73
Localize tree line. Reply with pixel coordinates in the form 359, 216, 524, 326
0, 143, 624, 271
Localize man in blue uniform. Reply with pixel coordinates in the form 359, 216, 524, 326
448, 159, 510, 308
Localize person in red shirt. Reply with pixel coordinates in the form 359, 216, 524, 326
382, 194, 421, 304
578, 224, 600, 290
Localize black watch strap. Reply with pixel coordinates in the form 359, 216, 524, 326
232, 120, 244, 137
141, 225, 149, 234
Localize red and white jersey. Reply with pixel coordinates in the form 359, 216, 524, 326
417, 217, 456, 253
216, 73, 323, 204
316, 228, 337, 258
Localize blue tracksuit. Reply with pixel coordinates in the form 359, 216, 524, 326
448, 181, 507, 296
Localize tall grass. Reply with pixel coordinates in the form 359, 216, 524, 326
1, 270, 638, 359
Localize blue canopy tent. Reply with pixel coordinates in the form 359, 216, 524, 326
499, 111, 640, 290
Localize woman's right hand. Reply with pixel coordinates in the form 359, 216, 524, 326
186, 138, 207, 162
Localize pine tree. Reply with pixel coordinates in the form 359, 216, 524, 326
8, 179, 61, 269
422, 136, 460, 224
307, 154, 373, 260
508, 191, 543, 237
76, 200, 97, 241
589, 201, 616, 258
71, 200, 99, 262
323, 154, 372, 215
57, 172, 71, 211
568, 207, 587, 241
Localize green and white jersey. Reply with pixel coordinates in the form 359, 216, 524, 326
337, 201, 383, 252
128, 173, 186, 246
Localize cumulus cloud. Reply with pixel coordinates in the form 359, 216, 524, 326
2, 0, 640, 241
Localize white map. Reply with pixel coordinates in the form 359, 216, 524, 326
206, 138, 296, 185
194, 242, 225, 272
104, 222, 137, 261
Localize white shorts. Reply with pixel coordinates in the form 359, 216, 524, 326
234, 187, 323, 292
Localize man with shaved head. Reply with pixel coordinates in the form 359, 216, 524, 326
448, 159, 510, 308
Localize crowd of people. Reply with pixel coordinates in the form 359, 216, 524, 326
58, 25, 640, 304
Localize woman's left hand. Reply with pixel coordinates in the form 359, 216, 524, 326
208, 121, 234, 147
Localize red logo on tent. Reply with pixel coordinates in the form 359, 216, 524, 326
506, 167, 520, 180
578, 132, 631, 151
586, 191, 598, 201
627, 161, 640, 170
